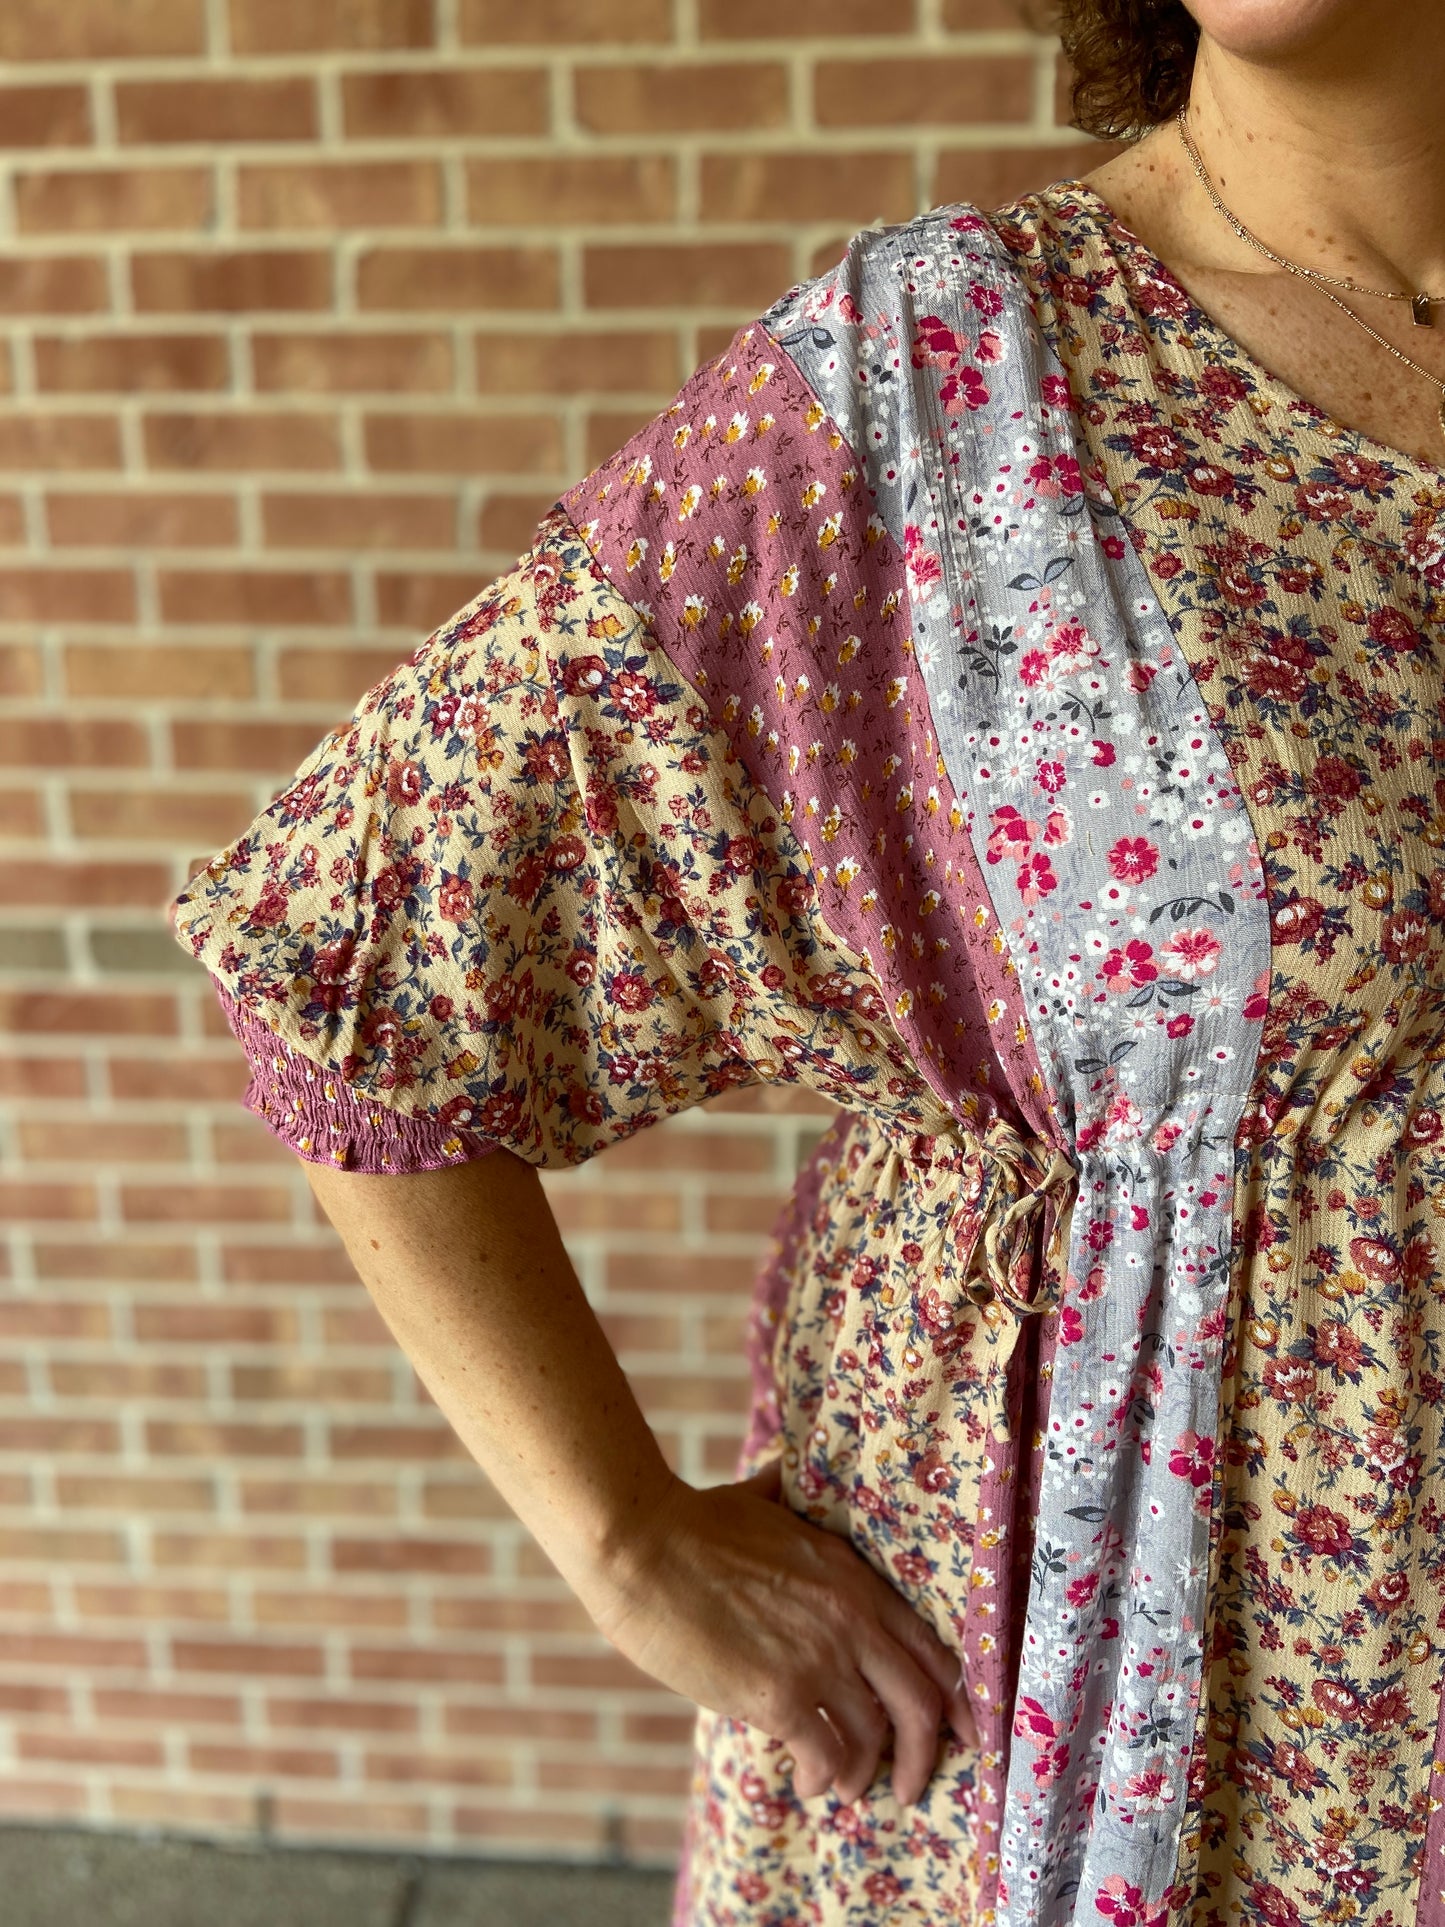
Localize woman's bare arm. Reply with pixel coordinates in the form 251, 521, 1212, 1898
300, 1145, 978, 1807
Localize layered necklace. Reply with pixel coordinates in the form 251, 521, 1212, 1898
1173, 104, 1445, 451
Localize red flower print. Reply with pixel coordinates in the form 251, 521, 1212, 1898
939, 365, 990, 415
863, 1870, 905, 1907
247, 878, 290, 930
1095, 1873, 1167, 1926
1017, 851, 1058, 903
437, 873, 474, 923
1057, 1303, 1085, 1345
560, 653, 608, 698
548, 833, 588, 873
386, 758, 423, 807
1381, 908, 1432, 966
1295, 479, 1352, 521
1092, 739, 1116, 767
1167, 1430, 1215, 1488
1099, 941, 1158, 992
609, 669, 657, 719
903, 522, 944, 598
1066, 1570, 1099, 1608
1404, 1107, 1443, 1147
1185, 460, 1235, 496
1290, 1503, 1355, 1559
1271, 893, 1324, 943
1348, 1234, 1401, 1282
1240, 635, 1312, 703
1306, 754, 1362, 809
912, 1448, 953, 1495
523, 734, 570, 783
1261, 1358, 1316, 1403
892, 1549, 934, 1587
1310, 1320, 1365, 1376
1129, 425, 1188, 471
1160, 926, 1221, 981
910, 315, 967, 368
986, 803, 1036, 865
1363, 1568, 1411, 1615
611, 969, 655, 1013
1106, 836, 1159, 883
1164, 1013, 1194, 1039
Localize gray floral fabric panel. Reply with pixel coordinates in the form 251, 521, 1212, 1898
764, 210, 1272, 1925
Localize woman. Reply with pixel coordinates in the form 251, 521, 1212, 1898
167, 0, 1445, 1921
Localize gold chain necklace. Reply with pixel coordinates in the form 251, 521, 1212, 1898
1173, 104, 1445, 453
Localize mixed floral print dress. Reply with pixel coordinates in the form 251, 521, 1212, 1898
167, 179, 1445, 1927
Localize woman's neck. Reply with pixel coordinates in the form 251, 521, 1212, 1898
1154, 25, 1445, 299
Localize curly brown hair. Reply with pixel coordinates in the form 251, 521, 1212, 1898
1021, 0, 1201, 141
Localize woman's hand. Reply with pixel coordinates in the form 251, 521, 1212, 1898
581, 1457, 979, 1810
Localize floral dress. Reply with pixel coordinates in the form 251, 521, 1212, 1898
167, 179, 1445, 1927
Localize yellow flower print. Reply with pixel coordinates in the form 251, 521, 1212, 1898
672, 422, 693, 450
885, 677, 907, 707
759, 636, 774, 661
881, 754, 900, 781
919, 890, 939, 916
835, 855, 860, 889
586, 610, 626, 640
727, 544, 748, 585
742, 467, 767, 496
840, 466, 859, 491
859, 888, 877, 914
446, 1048, 479, 1077
746, 704, 765, 737
706, 534, 726, 561
804, 399, 825, 431
700, 413, 718, 440
821, 805, 843, 843
817, 513, 843, 548
678, 485, 702, 521
766, 511, 783, 536
725, 412, 749, 443
779, 564, 800, 598
755, 413, 775, 435
950, 800, 965, 829
683, 594, 707, 629
865, 514, 887, 545
820, 682, 840, 713
721, 692, 740, 723
622, 453, 653, 487
709, 475, 727, 500
774, 675, 787, 703
738, 600, 762, 636
838, 739, 857, 766
659, 541, 678, 583
837, 635, 859, 666
624, 537, 649, 573
821, 571, 838, 598
895, 989, 913, 1018
924, 786, 941, 814
792, 676, 810, 701
788, 743, 801, 775
895, 784, 913, 811
801, 481, 827, 511
987, 999, 1007, 1023
748, 363, 774, 393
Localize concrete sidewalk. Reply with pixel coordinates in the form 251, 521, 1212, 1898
0, 1824, 676, 1927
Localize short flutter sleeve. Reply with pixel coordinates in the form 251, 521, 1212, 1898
166, 506, 958, 1172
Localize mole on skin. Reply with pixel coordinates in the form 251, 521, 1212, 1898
369, 1238, 380, 1250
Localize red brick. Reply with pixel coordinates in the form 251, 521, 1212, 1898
933, 138, 1121, 209
48, 489, 238, 548
56, 1474, 214, 1511
460, 0, 670, 38
170, 718, 337, 772
0, 857, 167, 908
0, 84, 92, 149
583, 242, 790, 310
0, 717, 149, 767
574, 62, 788, 134
814, 56, 1035, 127
0, 1181, 97, 1220
451, 1805, 607, 1849
261, 489, 456, 551
65, 643, 252, 700
584, 405, 662, 468
157, 568, 352, 627
539, 1759, 687, 1796
191, 1739, 340, 1775
239, 160, 443, 230
476, 492, 556, 555
604, 1127, 773, 1172
0, 259, 107, 321
121, 1180, 293, 1223
374, 571, 492, 631
432, 1595, 588, 1635
252, 330, 454, 394
0, 1420, 120, 1457
349, 1647, 504, 1686
267, 1695, 417, 1733
0, 642, 44, 696
363, 1748, 510, 1787
0, 1682, 71, 1717
111, 1787, 252, 1829
0, 790, 44, 838
528, 1649, 660, 1692
330, 1424, 469, 1462
147, 1420, 305, 1458
357, 246, 558, 313
0, 1299, 111, 1339
116, 77, 318, 145
172, 1638, 325, 1678
1, 0, 204, 59
0, 1058, 89, 1099
17, 1732, 166, 1770
107, 1053, 246, 1102
0, 991, 177, 1037
33, 1238, 197, 1281
467, 156, 675, 227
0, 568, 136, 624
333, 1538, 491, 1576
230, 0, 434, 51
443, 1704, 596, 1742
474, 328, 678, 397
240, 1477, 398, 1516
134, 1304, 298, 1344
419, 1479, 509, 1521
231, 1363, 391, 1401
93, 1688, 241, 1724
152, 1531, 306, 1570
943, 0, 1035, 21
68, 785, 256, 842
701, 150, 917, 223
703, 0, 913, 23
363, 411, 561, 476
16, 167, 213, 234
0, 413, 122, 470
71, 1582, 229, 1620
0, 1780, 88, 1820
274, 1793, 430, 1837
603, 1248, 758, 1296
35, 334, 228, 394
25, 1116, 187, 1162
0, 493, 23, 543
50, 1359, 206, 1398
133, 249, 332, 313
341, 68, 548, 140
143, 411, 340, 472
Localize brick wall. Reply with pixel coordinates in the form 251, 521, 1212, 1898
0, 0, 1115, 1867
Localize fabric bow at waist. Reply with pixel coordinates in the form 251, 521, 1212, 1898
960, 1120, 1078, 1318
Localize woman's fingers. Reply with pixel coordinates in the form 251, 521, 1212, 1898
855, 1637, 949, 1806
869, 1578, 978, 1749
779, 1700, 846, 1800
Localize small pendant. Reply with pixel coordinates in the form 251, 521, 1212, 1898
1413, 291, 1435, 326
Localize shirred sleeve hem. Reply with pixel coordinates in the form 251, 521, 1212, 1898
213, 976, 503, 1176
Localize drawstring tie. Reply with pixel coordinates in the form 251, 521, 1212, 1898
961, 1122, 1078, 1318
